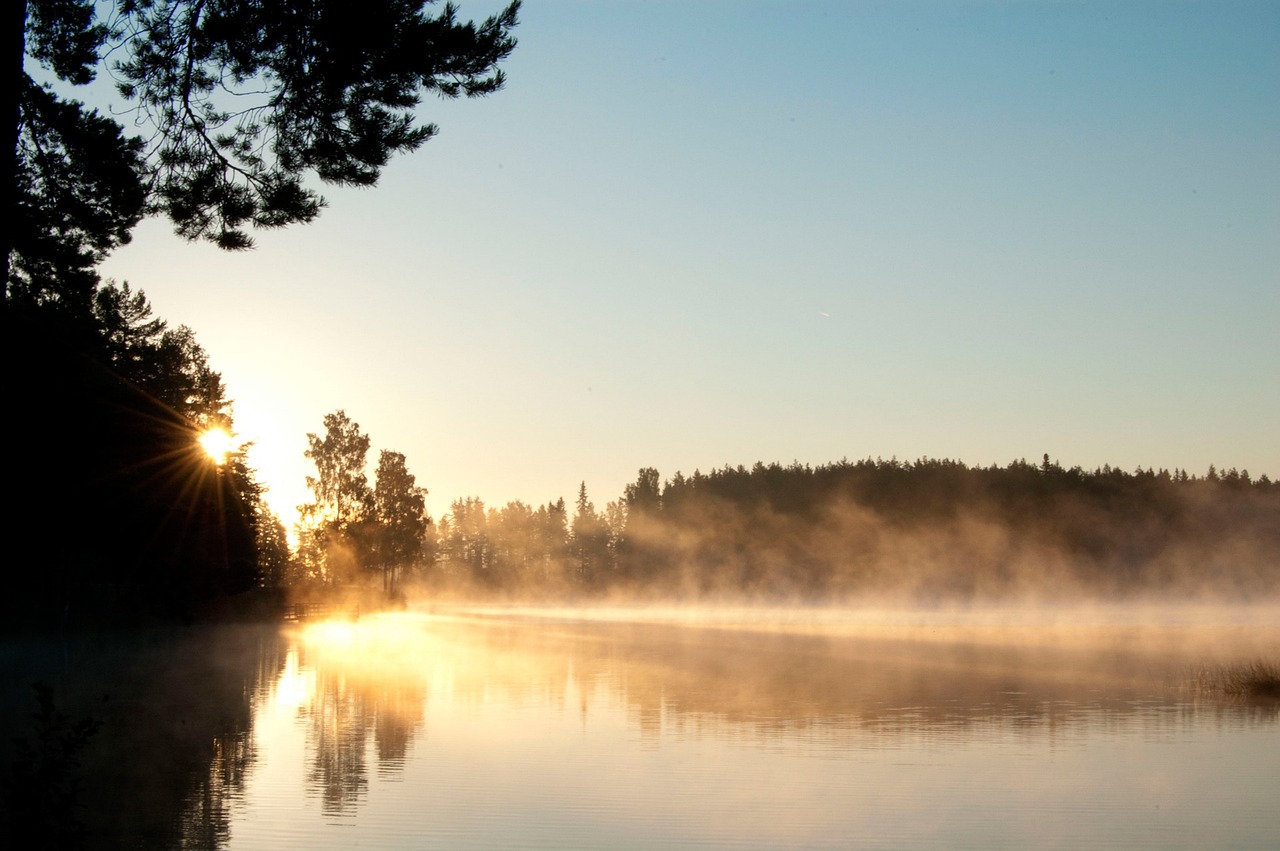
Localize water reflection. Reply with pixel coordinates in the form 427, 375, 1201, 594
0, 625, 285, 850
283, 609, 1278, 734
217, 608, 1275, 849
293, 628, 428, 814
3, 609, 1276, 849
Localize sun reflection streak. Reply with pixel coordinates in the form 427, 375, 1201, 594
228, 606, 1280, 850
270, 649, 313, 716
293, 613, 448, 686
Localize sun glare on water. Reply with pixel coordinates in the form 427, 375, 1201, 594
199, 427, 236, 464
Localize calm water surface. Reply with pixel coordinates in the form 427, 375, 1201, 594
3, 606, 1278, 849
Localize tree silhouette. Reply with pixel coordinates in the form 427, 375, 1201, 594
92, 281, 231, 427
4, 286, 264, 623
255, 505, 293, 588
6, 78, 147, 311
540, 497, 568, 580
372, 449, 429, 595
6, 0, 521, 299
303, 410, 372, 526
112, 0, 521, 249
447, 496, 491, 580
415, 458, 1278, 602
572, 482, 609, 587
299, 409, 373, 583
5, 1, 520, 621
296, 412, 431, 593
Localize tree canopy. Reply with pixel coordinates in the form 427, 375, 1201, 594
301, 409, 373, 530
2, 0, 519, 624
297, 410, 430, 590
6, 0, 520, 304
373, 449, 429, 578
4, 280, 267, 624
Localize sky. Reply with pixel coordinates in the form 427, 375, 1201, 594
96, 0, 1279, 529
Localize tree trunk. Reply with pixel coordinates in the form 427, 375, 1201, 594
1, 0, 25, 301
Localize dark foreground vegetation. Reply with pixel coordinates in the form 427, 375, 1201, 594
4, 0, 518, 630
1203, 661, 1280, 699
1180, 659, 1280, 703
4, 287, 275, 629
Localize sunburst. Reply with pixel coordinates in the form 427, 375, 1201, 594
199, 427, 237, 465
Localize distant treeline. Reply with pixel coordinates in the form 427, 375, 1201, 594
416, 458, 1279, 602
7, 277, 1276, 627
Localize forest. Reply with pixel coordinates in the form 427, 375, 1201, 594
12, 283, 1279, 631
5, 1, 1277, 628
4, 0, 518, 629
291, 415, 1280, 605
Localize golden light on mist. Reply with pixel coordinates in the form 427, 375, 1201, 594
306, 619, 359, 646
199, 427, 236, 465
269, 649, 314, 714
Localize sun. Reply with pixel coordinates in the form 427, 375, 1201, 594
199, 427, 237, 465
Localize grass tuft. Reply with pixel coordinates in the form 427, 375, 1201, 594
1186, 659, 1280, 700
1217, 660, 1280, 698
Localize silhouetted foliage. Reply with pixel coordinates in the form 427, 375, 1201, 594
6, 0, 521, 302
373, 450, 429, 595
7, 76, 147, 312
4, 0, 518, 624
110, 0, 520, 249
2, 278, 266, 627
619, 457, 1280, 601
302, 410, 373, 528
255, 505, 293, 589
5, 682, 102, 849
296, 411, 431, 594
299, 409, 374, 584
92, 281, 232, 427
415, 458, 1279, 603
572, 482, 610, 587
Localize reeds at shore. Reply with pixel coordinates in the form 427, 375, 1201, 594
1183, 660, 1280, 700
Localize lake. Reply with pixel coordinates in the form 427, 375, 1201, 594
2, 605, 1277, 849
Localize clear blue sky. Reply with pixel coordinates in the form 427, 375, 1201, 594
99, 0, 1280, 527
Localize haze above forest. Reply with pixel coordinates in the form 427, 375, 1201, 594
6, 1, 1276, 627
289, 415, 1280, 607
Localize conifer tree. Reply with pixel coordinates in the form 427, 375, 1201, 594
6, 0, 520, 302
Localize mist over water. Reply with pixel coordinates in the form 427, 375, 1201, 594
8, 0, 1276, 846
5, 603, 1275, 849
241, 605, 1279, 849
415, 461, 1280, 607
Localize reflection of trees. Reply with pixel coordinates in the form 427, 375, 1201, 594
179, 730, 255, 849
635, 622, 1279, 738
306, 672, 371, 815
164, 628, 284, 850
427, 616, 1280, 747
85, 613, 1263, 836
374, 683, 425, 772
0, 625, 285, 850
293, 638, 427, 814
